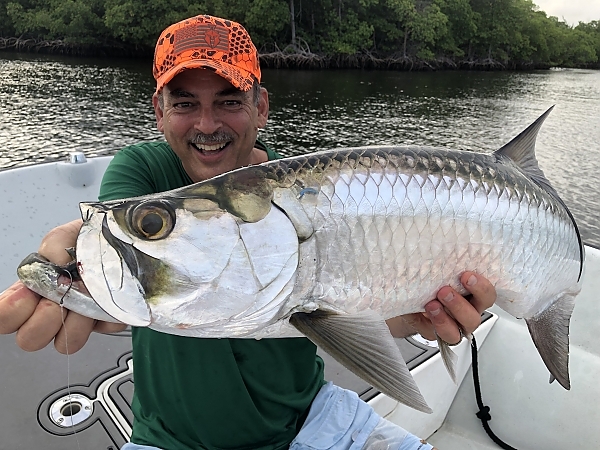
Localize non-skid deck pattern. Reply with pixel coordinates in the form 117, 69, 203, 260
5, 334, 442, 448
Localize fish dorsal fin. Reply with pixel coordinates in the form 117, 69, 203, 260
494, 106, 556, 195
495, 106, 584, 282
290, 310, 432, 413
525, 292, 576, 390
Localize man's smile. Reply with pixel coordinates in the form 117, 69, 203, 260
191, 141, 230, 153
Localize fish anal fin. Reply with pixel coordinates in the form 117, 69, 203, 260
525, 293, 576, 390
436, 337, 458, 384
290, 310, 432, 414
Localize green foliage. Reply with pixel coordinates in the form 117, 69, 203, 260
244, 0, 289, 48
470, 0, 514, 60
7, 0, 106, 44
563, 28, 597, 64
0, 0, 17, 36
321, 8, 374, 54
103, 0, 208, 46
412, 2, 448, 58
1, 0, 599, 67
575, 21, 600, 64
434, 0, 478, 56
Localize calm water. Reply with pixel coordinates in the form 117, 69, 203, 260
1, 52, 599, 247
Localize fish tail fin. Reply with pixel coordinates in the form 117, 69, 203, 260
525, 293, 576, 390
290, 310, 432, 413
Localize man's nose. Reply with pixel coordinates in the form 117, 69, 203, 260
193, 106, 221, 134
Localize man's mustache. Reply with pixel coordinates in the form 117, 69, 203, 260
191, 131, 234, 144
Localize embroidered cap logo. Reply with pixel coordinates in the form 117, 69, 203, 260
205, 26, 220, 48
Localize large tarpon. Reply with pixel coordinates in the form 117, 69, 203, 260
18, 107, 584, 413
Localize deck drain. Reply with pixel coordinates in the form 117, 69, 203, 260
49, 394, 93, 427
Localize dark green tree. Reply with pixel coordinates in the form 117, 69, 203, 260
1, 0, 598, 67
103, 0, 208, 47
244, 0, 289, 50
7, 0, 106, 44
434, 0, 479, 58
0, 0, 17, 36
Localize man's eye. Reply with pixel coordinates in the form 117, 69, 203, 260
173, 102, 192, 109
222, 100, 242, 107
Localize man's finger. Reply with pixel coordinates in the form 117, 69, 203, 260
460, 271, 496, 313
435, 286, 482, 335
54, 313, 97, 354
15, 299, 66, 351
400, 312, 437, 341
94, 321, 128, 334
0, 281, 40, 334
424, 300, 463, 345
38, 219, 83, 264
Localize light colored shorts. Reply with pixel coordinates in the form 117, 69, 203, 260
121, 382, 434, 450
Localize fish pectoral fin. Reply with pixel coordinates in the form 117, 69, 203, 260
525, 293, 576, 390
290, 310, 432, 414
435, 337, 458, 384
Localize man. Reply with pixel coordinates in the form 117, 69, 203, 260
0, 15, 496, 449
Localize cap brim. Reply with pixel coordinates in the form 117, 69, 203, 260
155, 59, 255, 95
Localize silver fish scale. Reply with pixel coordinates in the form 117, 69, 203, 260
265, 147, 580, 319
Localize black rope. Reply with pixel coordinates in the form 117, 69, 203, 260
471, 335, 518, 450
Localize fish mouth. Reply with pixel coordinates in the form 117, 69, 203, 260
18, 253, 81, 283
76, 208, 152, 327
16, 253, 84, 302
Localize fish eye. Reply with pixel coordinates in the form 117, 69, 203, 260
130, 201, 175, 240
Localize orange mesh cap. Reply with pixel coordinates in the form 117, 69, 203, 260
153, 15, 261, 94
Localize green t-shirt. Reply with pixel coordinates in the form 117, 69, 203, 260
98, 141, 326, 450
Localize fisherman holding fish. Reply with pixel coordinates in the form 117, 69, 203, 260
0, 14, 498, 450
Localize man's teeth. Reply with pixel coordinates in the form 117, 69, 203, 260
194, 142, 228, 152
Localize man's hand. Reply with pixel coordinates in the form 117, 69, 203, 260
386, 272, 497, 343
0, 219, 126, 354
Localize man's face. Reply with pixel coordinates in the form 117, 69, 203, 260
153, 69, 269, 182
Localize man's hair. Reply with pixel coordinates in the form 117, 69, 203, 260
156, 80, 262, 111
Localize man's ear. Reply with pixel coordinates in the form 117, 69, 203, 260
153, 93, 164, 133
256, 87, 269, 129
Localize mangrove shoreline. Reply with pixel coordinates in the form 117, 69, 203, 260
4, 37, 597, 71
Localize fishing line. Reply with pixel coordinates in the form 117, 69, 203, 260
471, 335, 517, 450
58, 271, 83, 450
